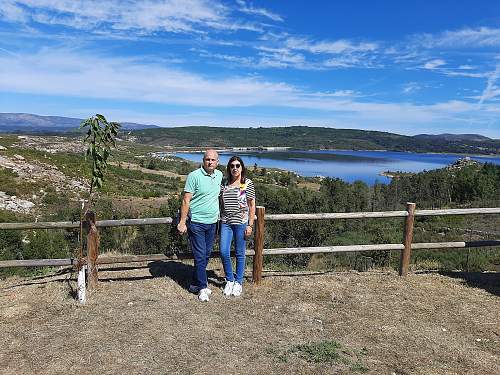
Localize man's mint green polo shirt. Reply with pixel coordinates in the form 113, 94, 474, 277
184, 167, 223, 224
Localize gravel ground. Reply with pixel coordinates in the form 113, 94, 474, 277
1, 263, 498, 375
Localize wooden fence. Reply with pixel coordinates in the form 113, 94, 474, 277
1, 204, 499, 288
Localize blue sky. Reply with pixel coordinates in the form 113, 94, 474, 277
1, 0, 500, 137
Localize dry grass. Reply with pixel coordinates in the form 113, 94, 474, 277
108, 161, 185, 179
0, 263, 499, 375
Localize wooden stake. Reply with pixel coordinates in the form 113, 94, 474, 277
252, 206, 265, 285
399, 202, 416, 276
86, 211, 100, 290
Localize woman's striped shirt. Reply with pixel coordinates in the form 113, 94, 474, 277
220, 178, 256, 224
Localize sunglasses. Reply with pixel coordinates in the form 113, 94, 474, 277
230, 163, 241, 169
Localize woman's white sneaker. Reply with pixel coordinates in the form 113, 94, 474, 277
231, 282, 242, 297
198, 288, 211, 302
223, 281, 234, 296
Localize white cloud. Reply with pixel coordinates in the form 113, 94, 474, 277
1, 48, 499, 136
257, 50, 308, 69
423, 59, 446, 70
443, 70, 487, 78
323, 56, 361, 68
417, 27, 500, 48
197, 49, 254, 65
285, 37, 378, 54
402, 82, 421, 94
0, 48, 300, 107
0, 46, 20, 57
0, 0, 265, 34
479, 65, 500, 104
250, 34, 381, 69
236, 0, 283, 22
0, 2, 28, 22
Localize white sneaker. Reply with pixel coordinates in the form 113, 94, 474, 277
223, 281, 234, 296
198, 288, 211, 302
231, 282, 242, 297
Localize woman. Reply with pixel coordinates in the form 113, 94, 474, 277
219, 156, 256, 297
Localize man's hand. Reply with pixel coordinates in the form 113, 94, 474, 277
177, 222, 187, 235
177, 192, 192, 235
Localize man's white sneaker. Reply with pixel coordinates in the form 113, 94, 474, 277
198, 288, 211, 302
223, 281, 234, 296
231, 282, 242, 297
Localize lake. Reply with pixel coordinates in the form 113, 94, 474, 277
174, 150, 500, 185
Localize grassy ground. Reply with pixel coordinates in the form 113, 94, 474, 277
0, 265, 498, 375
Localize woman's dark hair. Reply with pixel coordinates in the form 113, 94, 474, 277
226, 155, 246, 183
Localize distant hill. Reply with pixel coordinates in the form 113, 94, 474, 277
0, 113, 158, 133
1, 113, 498, 154
414, 133, 491, 142
133, 126, 500, 155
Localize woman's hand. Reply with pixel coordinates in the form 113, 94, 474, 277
245, 225, 253, 238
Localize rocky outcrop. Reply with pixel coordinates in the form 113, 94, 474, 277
0, 192, 35, 213
447, 157, 480, 171
0, 153, 88, 213
0, 155, 88, 193
14, 135, 86, 154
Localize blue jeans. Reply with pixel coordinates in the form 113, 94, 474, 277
219, 223, 247, 284
188, 221, 217, 289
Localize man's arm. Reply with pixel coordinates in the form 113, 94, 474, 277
177, 192, 192, 234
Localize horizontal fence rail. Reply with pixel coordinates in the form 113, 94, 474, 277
1, 240, 499, 269
1, 206, 499, 283
0, 217, 173, 230
1, 207, 499, 231
262, 240, 500, 255
265, 207, 500, 221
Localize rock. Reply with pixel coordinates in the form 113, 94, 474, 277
14, 154, 25, 160
0, 191, 35, 213
447, 157, 480, 171
0, 145, 6, 151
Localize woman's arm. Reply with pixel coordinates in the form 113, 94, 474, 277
245, 198, 256, 238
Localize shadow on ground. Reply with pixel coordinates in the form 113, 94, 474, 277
439, 271, 499, 296
148, 260, 223, 291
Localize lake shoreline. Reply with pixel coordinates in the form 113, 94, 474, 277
172, 149, 500, 186
172, 147, 500, 159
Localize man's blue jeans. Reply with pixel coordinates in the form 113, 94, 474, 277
188, 221, 217, 289
219, 222, 247, 284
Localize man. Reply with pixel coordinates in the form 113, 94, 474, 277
177, 149, 223, 302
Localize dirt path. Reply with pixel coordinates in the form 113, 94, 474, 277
0, 266, 498, 375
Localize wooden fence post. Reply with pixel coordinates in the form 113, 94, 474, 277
399, 202, 416, 276
85, 211, 100, 290
252, 206, 265, 285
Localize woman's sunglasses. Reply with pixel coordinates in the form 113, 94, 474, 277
230, 163, 241, 169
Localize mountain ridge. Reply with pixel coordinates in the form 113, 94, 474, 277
0, 113, 158, 132
1, 113, 498, 154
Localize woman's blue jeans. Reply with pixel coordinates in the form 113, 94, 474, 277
219, 222, 247, 284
